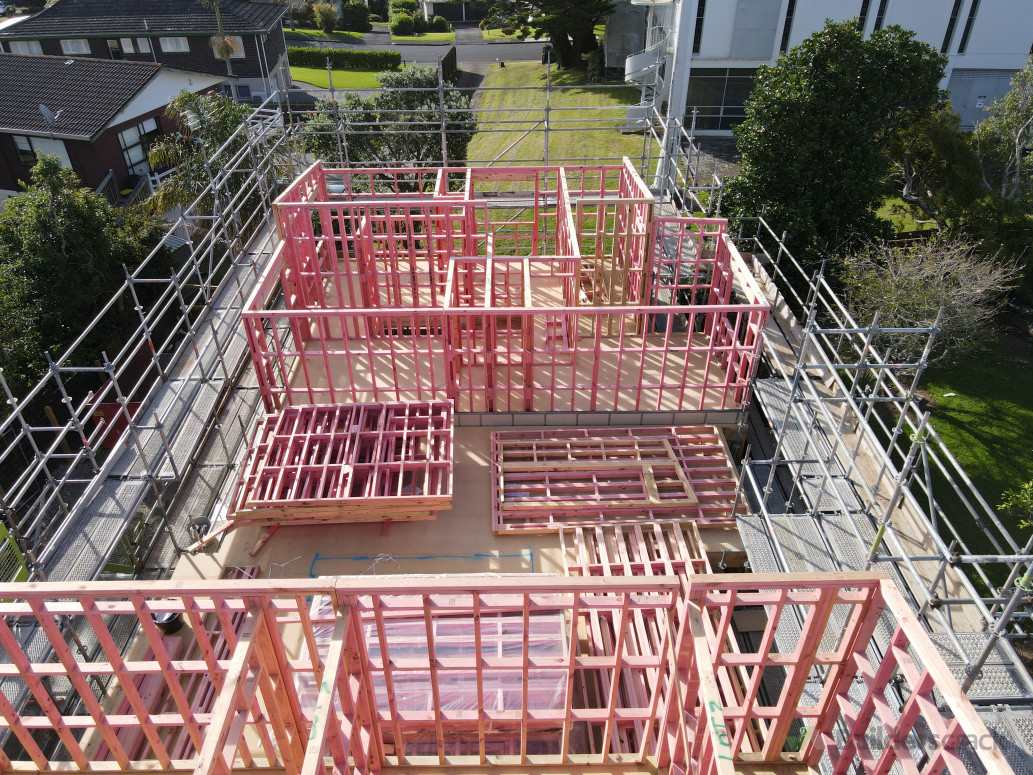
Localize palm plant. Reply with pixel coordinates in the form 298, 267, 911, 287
147, 91, 251, 216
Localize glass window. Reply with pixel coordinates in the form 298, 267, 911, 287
159, 36, 189, 52
117, 118, 163, 176
107, 39, 122, 58
119, 37, 135, 53
60, 38, 90, 55
10, 40, 43, 55
692, 0, 706, 54
12, 135, 35, 167
136, 37, 151, 53
686, 67, 756, 131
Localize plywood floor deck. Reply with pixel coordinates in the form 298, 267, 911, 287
176, 424, 740, 582
179, 426, 567, 580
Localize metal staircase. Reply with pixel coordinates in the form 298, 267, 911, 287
623, 28, 668, 130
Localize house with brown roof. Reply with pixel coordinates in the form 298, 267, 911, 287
0, 53, 225, 203
0, 0, 288, 101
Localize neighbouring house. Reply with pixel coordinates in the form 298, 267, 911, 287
0, 53, 225, 204
419, 0, 486, 22
0, 0, 289, 102
620, 0, 1033, 134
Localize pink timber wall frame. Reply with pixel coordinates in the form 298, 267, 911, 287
243, 162, 770, 414
0, 574, 1012, 775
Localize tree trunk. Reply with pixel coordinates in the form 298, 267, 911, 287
550, 32, 574, 68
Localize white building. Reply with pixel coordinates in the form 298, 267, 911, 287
615, 0, 1033, 135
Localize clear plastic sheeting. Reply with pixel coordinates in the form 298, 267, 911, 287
298, 590, 568, 718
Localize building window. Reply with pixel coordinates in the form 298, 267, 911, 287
12, 135, 35, 167
212, 34, 245, 59
159, 36, 189, 53
117, 117, 162, 177
686, 67, 756, 131
119, 37, 135, 53
857, 0, 872, 31
60, 38, 90, 55
958, 0, 980, 53
779, 0, 797, 53
941, 0, 964, 52
10, 40, 43, 54
872, 0, 889, 31
692, 0, 706, 55
107, 39, 122, 58
137, 37, 151, 53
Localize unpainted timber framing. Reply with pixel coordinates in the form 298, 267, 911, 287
245, 163, 768, 414
0, 574, 1010, 775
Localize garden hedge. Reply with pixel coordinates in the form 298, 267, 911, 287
288, 46, 402, 69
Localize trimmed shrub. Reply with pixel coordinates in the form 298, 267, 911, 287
338, 1, 372, 31
369, 0, 389, 16
390, 13, 414, 35
413, 13, 427, 33
288, 45, 402, 69
313, 2, 337, 33
430, 15, 450, 31
369, 13, 384, 22
389, 0, 418, 13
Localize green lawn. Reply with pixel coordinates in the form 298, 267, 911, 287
290, 65, 385, 89
877, 196, 937, 233
481, 28, 520, 40
467, 63, 658, 167
921, 332, 1033, 546
391, 31, 456, 42
285, 27, 365, 42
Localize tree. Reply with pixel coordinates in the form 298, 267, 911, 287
483, 0, 612, 69
884, 103, 982, 228
975, 56, 1033, 203
303, 66, 474, 168
1000, 480, 1033, 530
882, 61, 1033, 268
314, 2, 338, 33
338, 2, 371, 32
147, 91, 252, 215
199, 0, 240, 99
725, 20, 946, 259
841, 235, 1019, 364
0, 156, 167, 394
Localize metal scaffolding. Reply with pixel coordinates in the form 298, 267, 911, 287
0, 55, 1030, 770
717, 216, 1033, 707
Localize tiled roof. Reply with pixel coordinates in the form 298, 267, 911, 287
0, 54, 161, 139
0, 0, 286, 39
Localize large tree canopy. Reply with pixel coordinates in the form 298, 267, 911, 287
483, 0, 612, 69
841, 235, 1019, 364
725, 20, 946, 259
883, 58, 1033, 271
0, 156, 167, 394
975, 56, 1033, 203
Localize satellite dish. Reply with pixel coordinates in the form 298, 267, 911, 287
38, 103, 63, 125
